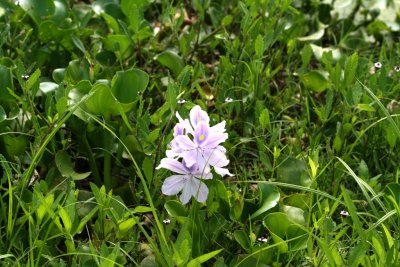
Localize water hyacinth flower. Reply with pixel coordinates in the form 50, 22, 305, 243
157, 158, 212, 204
158, 105, 232, 204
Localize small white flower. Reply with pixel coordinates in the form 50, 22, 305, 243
394, 66, 400, 72
257, 237, 268, 243
177, 98, 186, 104
163, 219, 171, 224
374, 62, 382, 69
21, 74, 29, 80
340, 210, 349, 217
225, 97, 233, 103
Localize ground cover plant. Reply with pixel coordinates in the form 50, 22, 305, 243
1, 0, 400, 266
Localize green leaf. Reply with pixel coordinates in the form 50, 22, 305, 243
277, 157, 311, 188
297, 27, 325, 41
26, 68, 41, 91
255, 34, 264, 58
142, 157, 153, 184
281, 205, 306, 225
19, 0, 55, 25
104, 34, 132, 60
55, 150, 91, 180
165, 200, 187, 217
301, 70, 330, 92
234, 230, 251, 251
187, 249, 223, 267
58, 205, 72, 234
155, 50, 184, 77
0, 105, 6, 122
0, 65, 14, 102
259, 108, 270, 131
251, 184, 280, 219
118, 218, 136, 233
66, 59, 90, 84
85, 83, 120, 118
52, 68, 66, 83
344, 52, 358, 87
39, 82, 58, 94
357, 103, 375, 112
111, 68, 149, 112
133, 206, 154, 213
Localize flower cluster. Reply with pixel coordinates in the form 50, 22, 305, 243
157, 105, 231, 204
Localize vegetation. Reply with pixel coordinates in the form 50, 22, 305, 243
0, 0, 399, 266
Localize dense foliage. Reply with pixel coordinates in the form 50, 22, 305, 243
0, 0, 400, 266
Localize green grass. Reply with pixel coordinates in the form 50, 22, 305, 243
0, 0, 400, 266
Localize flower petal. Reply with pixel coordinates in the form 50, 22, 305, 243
180, 150, 198, 168
210, 121, 226, 133
190, 105, 209, 127
175, 135, 197, 150
161, 175, 186, 195
202, 132, 228, 149
194, 121, 209, 146
190, 178, 209, 203
156, 158, 187, 174
214, 166, 233, 177
179, 179, 193, 204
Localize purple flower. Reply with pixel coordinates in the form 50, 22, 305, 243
157, 158, 211, 204
158, 105, 232, 204
173, 121, 231, 175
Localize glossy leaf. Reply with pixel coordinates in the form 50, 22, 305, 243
251, 183, 280, 219
155, 50, 184, 77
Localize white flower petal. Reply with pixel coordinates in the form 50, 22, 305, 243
214, 166, 233, 177
175, 135, 197, 150
190, 105, 209, 127
179, 179, 193, 204
156, 158, 187, 174
210, 121, 226, 133
190, 178, 209, 203
161, 175, 187, 195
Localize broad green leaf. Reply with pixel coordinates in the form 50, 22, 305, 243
39, 82, 58, 94
52, 68, 66, 83
104, 34, 132, 60
19, 0, 55, 25
3, 134, 28, 158
310, 44, 341, 61
174, 226, 192, 265
165, 200, 187, 217
111, 68, 149, 109
155, 50, 184, 77
357, 103, 375, 112
85, 83, 120, 118
250, 184, 280, 219
281, 205, 306, 225
234, 230, 251, 251
55, 150, 91, 180
187, 249, 223, 267
301, 70, 330, 92
277, 157, 311, 188
118, 218, 136, 233
66, 59, 90, 84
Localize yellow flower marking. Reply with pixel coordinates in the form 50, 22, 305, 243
199, 134, 205, 141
